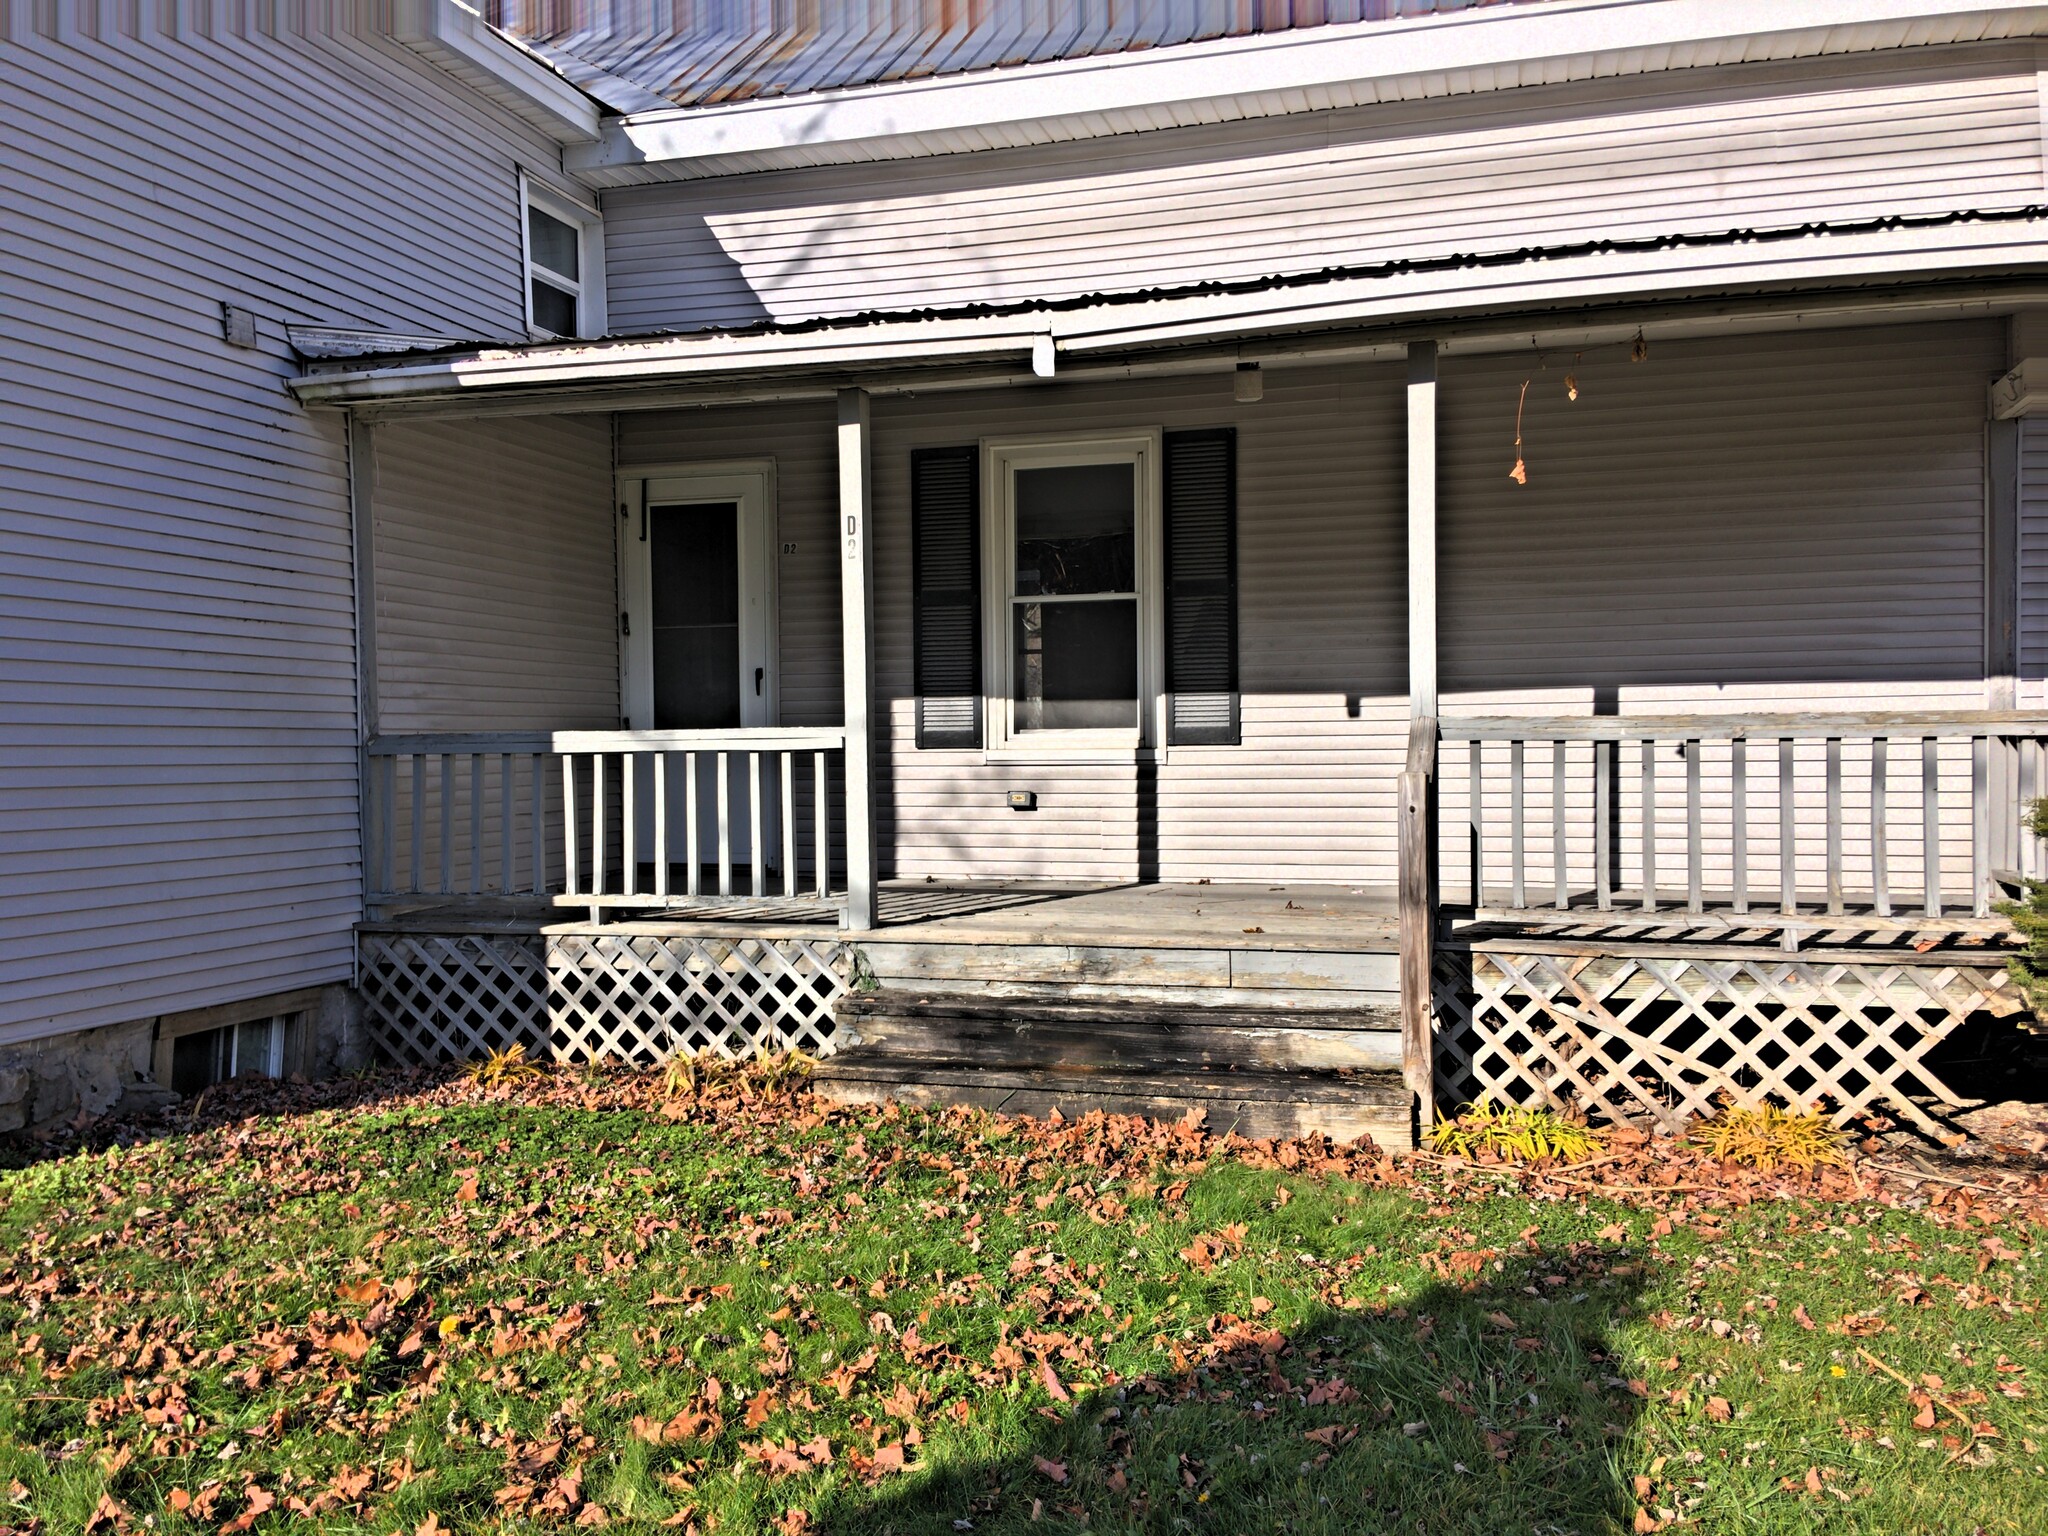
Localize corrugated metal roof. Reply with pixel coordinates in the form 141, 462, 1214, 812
486, 0, 1551, 110
295, 203, 2048, 367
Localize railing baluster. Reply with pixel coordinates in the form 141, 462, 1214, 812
622, 751, 637, 897
563, 753, 580, 896
1973, 733, 1991, 917
685, 751, 701, 897
782, 751, 797, 899
1871, 736, 1890, 918
1509, 737, 1526, 909
528, 753, 544, 895
1551, 740, 1567, 910
2021, 736, 2038, 881
1778, 737, 1797, 917
592, 753, 607, 897
1922, 736, 1940, 918
2023, 741, 2039, 884
814, 750, 829, 900
654, 752, 670, 897
379, 755, 396, 896
470, 753, 484, 896
1685, 738, 1702, 915
1731, 737, 1748, 915
1595, 738, 1612, 912
750, 750, 766, 899
439, 753, 455, 896
716, 750, 732, 897
408, 756, 425, 893
499, 752, 513, 894
1825, 736, 1842, 916
1469, 738, 1483, 907
1640, 736, 1657, 914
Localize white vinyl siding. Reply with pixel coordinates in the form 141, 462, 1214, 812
616, 319, 1999, 889
0, 15, 574, 1046
372, 418, 619, 731
600, 44, 2046, 333
1438, 321, 2002, 713
2019, 418, 2048, 710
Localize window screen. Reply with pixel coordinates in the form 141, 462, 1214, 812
527, 204, 581, 337
1010, 461, 1138, 732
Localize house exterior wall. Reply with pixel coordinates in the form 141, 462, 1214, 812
2019, 417, 2048, 710
371, 417, 619, 733
0, 12, 581, 1048
599, 43, 2045, 334
613, 318, 2004, 888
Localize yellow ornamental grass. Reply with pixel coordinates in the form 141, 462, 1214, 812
1690, 1102, 1849, 1172
463, 1043, 547, 1088
1425, 1096, 1606, 1164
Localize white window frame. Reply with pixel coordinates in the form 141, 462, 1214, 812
615, 461, 780, 731
981, 431, 1164, 761
519, 170, 606, 340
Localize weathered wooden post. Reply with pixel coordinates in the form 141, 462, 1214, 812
1400, 717, 1438, 1134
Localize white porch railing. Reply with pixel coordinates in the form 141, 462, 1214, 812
1433, 712, 2048, 932
363, 728, 848, 921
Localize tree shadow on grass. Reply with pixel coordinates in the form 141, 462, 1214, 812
819, 1249, 1651, 1536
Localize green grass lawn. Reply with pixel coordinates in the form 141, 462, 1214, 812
1, 1064, 2044, 1535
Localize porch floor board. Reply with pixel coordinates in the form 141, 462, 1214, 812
362, 879, 1404, 953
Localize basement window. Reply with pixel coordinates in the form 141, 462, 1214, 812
522, 177, 605, 340
169, 1015, 286, 1096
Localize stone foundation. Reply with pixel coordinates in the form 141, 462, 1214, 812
0, 984, 366, 1135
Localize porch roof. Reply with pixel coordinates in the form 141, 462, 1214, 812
291, 210, 2048, 416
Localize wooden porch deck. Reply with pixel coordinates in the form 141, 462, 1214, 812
363, 877, 1400, 948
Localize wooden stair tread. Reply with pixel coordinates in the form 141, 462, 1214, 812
812, 1056, 1409, 1106
835, 988, 1397, 1031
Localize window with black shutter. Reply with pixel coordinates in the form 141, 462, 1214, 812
1163, 427, 1239, 746
911, 446, 982, 748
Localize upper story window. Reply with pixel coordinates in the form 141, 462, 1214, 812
521, 175, 605, 340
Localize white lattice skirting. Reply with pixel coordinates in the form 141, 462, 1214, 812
358, 932, 850, 1067
1433, 949, 2025, 1136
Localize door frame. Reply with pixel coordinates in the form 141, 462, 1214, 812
616, 460, 779, 731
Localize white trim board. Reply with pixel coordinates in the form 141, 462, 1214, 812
979, 431, 1165, 761
565, 0, 2048, 185
394, 0, 602, 145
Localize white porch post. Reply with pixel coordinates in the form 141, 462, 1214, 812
1406, 340, 1438, 718
1399, 339, 1440, 1135
837, 387, 879, 929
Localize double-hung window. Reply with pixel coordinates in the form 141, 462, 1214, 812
986, 435, 1160, 752
521, 176, 604, 340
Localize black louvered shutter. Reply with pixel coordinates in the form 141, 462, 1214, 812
912, 446, 982, 748
1163, 428, 1239, 746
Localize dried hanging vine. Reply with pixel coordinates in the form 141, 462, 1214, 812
1507, 328, 1650, 485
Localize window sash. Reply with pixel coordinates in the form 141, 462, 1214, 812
985, 435, 1160, 753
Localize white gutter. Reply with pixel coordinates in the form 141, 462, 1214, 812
566, 0, 2048, 184
394, 0, 603, 145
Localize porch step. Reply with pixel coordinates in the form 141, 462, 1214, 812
857, 940, 1399, 1012
814, 988, 1413, 1148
